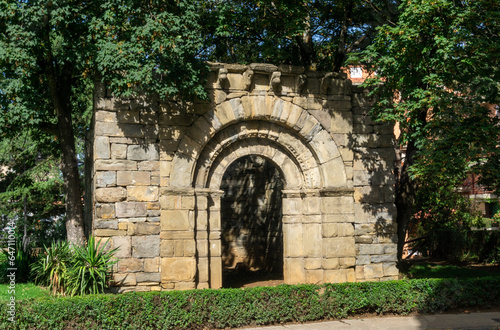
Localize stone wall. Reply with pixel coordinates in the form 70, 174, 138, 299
92, 62, 398, 292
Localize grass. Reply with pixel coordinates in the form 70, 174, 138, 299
0, 283, 51, 301
401, 260, 500, 279
0, 259, 498, 303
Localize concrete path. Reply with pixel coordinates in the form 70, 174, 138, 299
243, 312, 500, 329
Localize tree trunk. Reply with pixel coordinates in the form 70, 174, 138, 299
57, 99, 86, 245
46, 68, 86, 245
42, 12, 86, 245
395, 101, 427, 261
395, 139, 417, 261
333, 1, 354, 72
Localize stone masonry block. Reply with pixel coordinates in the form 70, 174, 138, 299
323, 237, 356, 258
95, 160, 137, 171
303, 224, 322, 257
323, 223, 355, 237
116, 258, 143, 272
144, 257, 160, 273
113, 236, 132, 258
95, 136, 110, 159
95, 187, 126, 203
96, 172, 116, 187
134, 223, 160, 235
128, 144, 159, 161
136, 272, 161, 283
161, 257, 196, 282
117, 171, 151, 186
161, 210, 191, 231
115, 202, 148, 218
95, 204, 115, 219
132, 236, 160, 258
127, 186, 159, 202
111, 143, 127, 159
113, 273, 137, 286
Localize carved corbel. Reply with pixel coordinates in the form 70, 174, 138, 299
320, 72, 335, 94
296, 74, 307, 94
242, 69, 254, 91
269, 71, 281, 93
218, 68, 229, 89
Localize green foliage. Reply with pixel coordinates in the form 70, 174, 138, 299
405, 263, 495, 279
355, 0, 500, 188
206, 0, 399, 70
0, 130, 66, 246
31, 241, 71, 295
1, 277, 500, 329
31, 237, 117, 296
0, 240, 36, 284
65, 237, 117, 296
0, 283, 51, 302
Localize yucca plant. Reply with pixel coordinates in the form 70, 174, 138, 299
32, 241, 71, 294
65, 236, 117, 296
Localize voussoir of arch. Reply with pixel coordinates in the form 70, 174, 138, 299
170, 95, 347, 189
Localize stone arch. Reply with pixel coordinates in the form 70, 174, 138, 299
164, 95, 353, 288
170, 96, 347, 190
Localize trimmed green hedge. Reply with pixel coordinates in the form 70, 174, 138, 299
2, 277, 500, 329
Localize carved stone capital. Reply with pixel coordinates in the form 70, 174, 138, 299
242, 69, 254, 91
269, 71, 281, 93
218, 68, 229, 89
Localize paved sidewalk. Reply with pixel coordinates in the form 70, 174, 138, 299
243, 312, 500, 329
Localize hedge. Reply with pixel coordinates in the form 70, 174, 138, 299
2, 277, 500, 329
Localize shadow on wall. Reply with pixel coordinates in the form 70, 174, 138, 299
220, 155, 284, 274
345, 89, 398, 245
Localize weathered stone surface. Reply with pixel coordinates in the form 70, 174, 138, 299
144, 257, 160, 272
94, 220, 118, 230
127, 186, 159, 202
116, 202, 148, 218
323, 223, 355, 237
132, 236, 160, 258
96, 172, 116, 187
116, 257, 143, 272
95, 204, 115, 219
134, 223, 160, 235
323, 237, 356, 258
136, 272, 161, 283
95, 187, 127, 203
111, 143, 127, 159
117, 171, 150, 186
95, 136, 110, 159
161, 257, 196, 282
128, 144, 159, 161
95, 160, 137, 171
161, 210, 192, 231
113, 273, 137, 286
113, 236, 132, 258
93, 64, 399, 291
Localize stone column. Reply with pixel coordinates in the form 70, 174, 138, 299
208, 191, 223, 289
320, 188, 356, 283
282, 190, 305, 284
301, 189, 324, 284
194, 189, 210, 289
160, 188, 197, 290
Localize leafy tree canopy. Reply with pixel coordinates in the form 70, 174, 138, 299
354, 0, 500, 258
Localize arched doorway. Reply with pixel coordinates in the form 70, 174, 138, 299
220, 155, 284, 287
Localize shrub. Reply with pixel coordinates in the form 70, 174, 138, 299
0, 240, 35, 283
31, 237, 116, 296
31, 241, 71, 294
1, 277, 500, 329
65, 237, 117, 296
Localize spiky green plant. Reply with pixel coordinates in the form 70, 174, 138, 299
31, 241, 71, 294
65, 237, 117, 296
